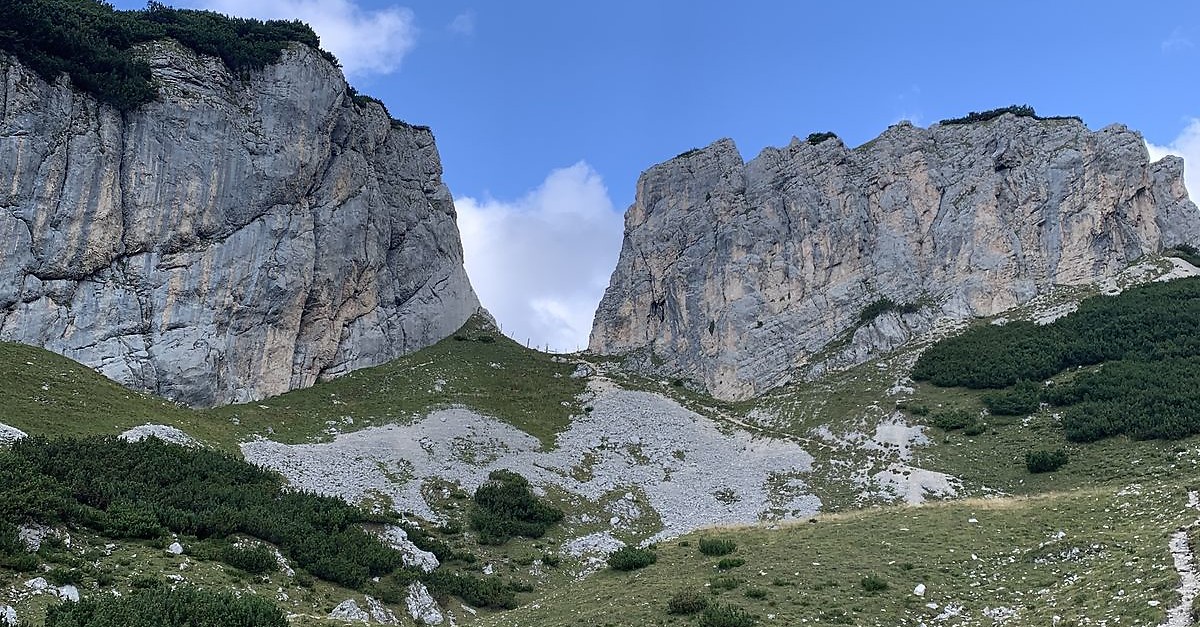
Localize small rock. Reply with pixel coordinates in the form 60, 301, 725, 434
2, 604, 17, 625
377, 525, 439, 573
119, 425, 197, 447
913, 583, 926, 596
406, 583, 444, 625
57, 585, 80, 602
365, 595, 398, 625
166, 542, 184, 555
328, 599, 370, 622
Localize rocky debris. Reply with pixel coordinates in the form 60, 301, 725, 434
563, 531, 625, 558
244, 379, 821, 542
166, 541, 184, 555
0, 43, 478, 407
1156, 257, 1200, 283
328, 599, 370, 622
22, 577, 78, 602
119, 424, 197, 447
590, 117, 1200, 401
1163, 490, 1200, 627
0, 423, 27, 446
983, 606, 1018, 623
1, 604, 16, 625
870, 464, 961, 505
377, 525, 439, 573
405, 583, 444, 625
271, 546, 295, 577
365, 596, 399, 625
17, 524, 63, 552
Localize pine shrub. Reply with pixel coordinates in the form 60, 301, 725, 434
699, 537, 737, 556
699, 603, 757, 627
1025, 449, 1068, 473
667, 589, 710, 615
860, 574, 888, 592
607, 546, 657, 571
716, 557, 746, 570
470, 470, 564, 545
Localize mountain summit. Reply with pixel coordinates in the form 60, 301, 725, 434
0, 36, 478, 407
590, 112, 1200, 400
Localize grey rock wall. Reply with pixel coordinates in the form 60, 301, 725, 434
590, 117, 1200, 400
0, 41, 479, 406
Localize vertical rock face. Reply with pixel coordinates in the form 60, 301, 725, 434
590, 116, 1200, 401
0, 41, 479, 407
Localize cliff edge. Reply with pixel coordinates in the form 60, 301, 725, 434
0, 41, 479, 406
590, 115, 1200, 400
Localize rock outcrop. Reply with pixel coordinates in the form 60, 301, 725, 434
0, 41, 479, 406
590, 116, 1200, 400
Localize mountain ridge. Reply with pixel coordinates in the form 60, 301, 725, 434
590, 113, 1200, 400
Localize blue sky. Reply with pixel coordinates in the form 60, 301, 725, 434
111, 0, 1200, 351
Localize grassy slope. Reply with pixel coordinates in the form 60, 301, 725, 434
482, 482, 1195, 627
0, 316, 585, 450
0, 342, 200, 439
3, 273, 1200, 625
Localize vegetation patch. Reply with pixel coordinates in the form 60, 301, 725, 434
44, 584, 287, 627
666, 588, 710, 614
0, 436, 402, 590
1166, 244, 1200, 268
469, 470, 564, 545
698, 537, 738, 556
982, 380, 1041, 416
479, 484, 1188, 625
716, 557, 746, 570
806, 132, 838, 145
929, 409, 974, 431
859, 573, 888, 592
0, 0, 339, 110
1025, 449, 1069, 474
914, 278, 1200, 441
938, 104, 1081, 126
855, 298, 923, 327
423, 569, 522, 610
608, 546, 657, 571
699, 602, 757, 627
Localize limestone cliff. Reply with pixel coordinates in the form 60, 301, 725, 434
590, 116, 1200, 401
0, 41, 479, 407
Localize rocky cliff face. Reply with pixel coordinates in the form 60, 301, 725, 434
590, 116, 1200, 401
0, 41, 479, 407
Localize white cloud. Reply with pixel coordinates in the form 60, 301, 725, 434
447, 11, 475, 36
1146, 118, 1200, 202
1162, 27, 1194, 54
182, 0, 417, 76
456, 163, 624, 353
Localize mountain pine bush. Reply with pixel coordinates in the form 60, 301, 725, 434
608, 546, 657, 571
470, 469, 564, 544
698, 537, 738, 556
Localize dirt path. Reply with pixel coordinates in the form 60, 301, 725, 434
1163, 490, 1199, 627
